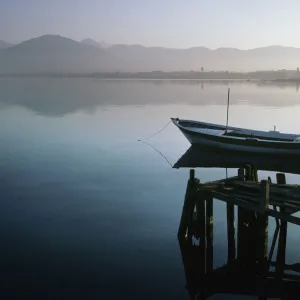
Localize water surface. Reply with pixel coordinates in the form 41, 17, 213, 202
1, 79, 300, 299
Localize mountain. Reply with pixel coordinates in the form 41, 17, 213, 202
104, 44, 300, 72
81, 38, 101, 48
1, 35, 300, 74
0, 40, 13, 49
0, 35, 113, 74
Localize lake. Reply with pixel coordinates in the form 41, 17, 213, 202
1, 78, 300, 299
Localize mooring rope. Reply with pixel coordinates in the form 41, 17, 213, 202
137, 120, 173, 167
138, 139, 173, 167
138, 120, 172, 141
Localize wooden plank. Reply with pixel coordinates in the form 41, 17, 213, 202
221, 191, 300, 209
237, 207, 254, 268
178, 176, 199, 238
221, 191, 300, 210
201, 182, 300, 206
268, 225, 280, 264
202, 182, 300, 201
197, 190, 206, 274
260, 180, 270, 214
276, 173, 286, 185
244, 164, 251, 181
267, 208, 300, 225
256, 209, 268, 276
178, 179, 191, 238
253, 166, 258, 182
212, 192, 259, 210
206, 196, 213, 273
200, 175, 241, 186
227, 203, 236, 262
238, 168, 244, 180
232, 192, 300, 207
276, 221, 287, 278
228, 181, 300, 192
210, 191, 300, 226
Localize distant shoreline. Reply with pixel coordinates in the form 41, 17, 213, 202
1, 71, 300, 82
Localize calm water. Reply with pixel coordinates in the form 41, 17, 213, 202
1, 78, 300, 299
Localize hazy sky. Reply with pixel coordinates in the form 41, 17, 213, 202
1, 0, 300, 49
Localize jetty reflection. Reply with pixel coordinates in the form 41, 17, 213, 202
179, 204, 300, 299
176, 148, 300, 299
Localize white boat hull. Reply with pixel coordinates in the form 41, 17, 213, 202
172, 118, 300, 156
181, 131, 299, 155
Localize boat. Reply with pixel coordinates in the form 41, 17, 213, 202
171, 118, 300, 155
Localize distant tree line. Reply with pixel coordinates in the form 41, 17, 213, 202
2, 69, 300, 81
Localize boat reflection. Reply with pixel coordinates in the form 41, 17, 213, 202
174, 145, 300, 175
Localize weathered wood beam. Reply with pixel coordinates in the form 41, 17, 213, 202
206, 195, 213, 273
178, 169, 199, 239
207, 192, 300, 226
227, 203, 236, 262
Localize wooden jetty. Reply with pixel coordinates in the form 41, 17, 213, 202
179, 165, 300, 233
178, 165, 300, 299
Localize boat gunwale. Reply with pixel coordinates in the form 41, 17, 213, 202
171, 118, 300, 148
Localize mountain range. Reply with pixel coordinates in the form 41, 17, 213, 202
1, 35, 300, 74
